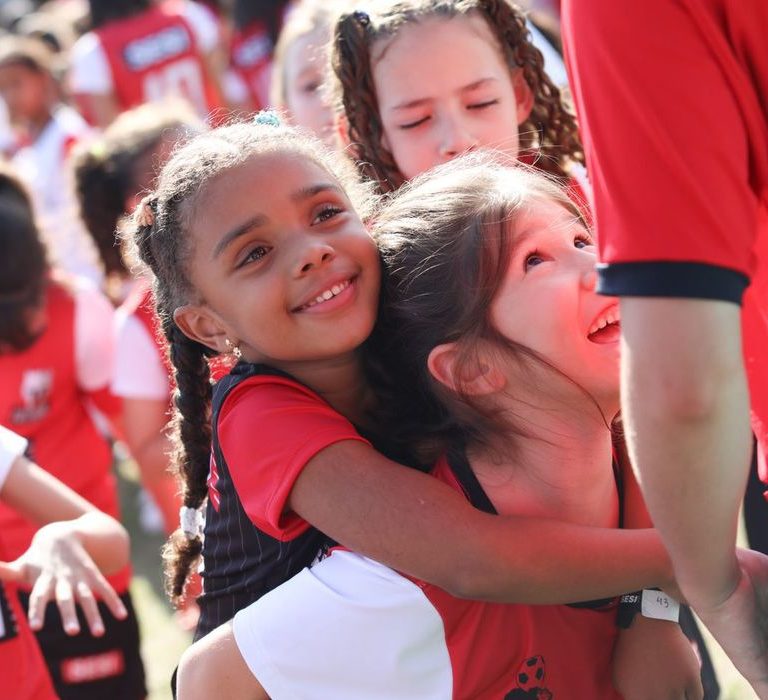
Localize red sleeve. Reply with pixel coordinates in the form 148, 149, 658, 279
562, 0, 767, 303
218, 375, 370, 540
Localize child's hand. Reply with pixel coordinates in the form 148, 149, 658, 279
0, 520, 128, 636
612, 616, 703, 700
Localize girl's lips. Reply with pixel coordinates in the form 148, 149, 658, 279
294, 277, 358, 314
587, 323, 621, 344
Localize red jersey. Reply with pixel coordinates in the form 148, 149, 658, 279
0, 570, 58, 699
229, 21, 273, 111
231, 454, 621, 699
96, 0, 222, 118
0, 281, 130, 592
563, 0, 768, 477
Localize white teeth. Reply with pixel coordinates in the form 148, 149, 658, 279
588, 308, 621, 336
302, 279, 351, 309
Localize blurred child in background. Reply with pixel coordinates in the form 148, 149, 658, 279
69, 0, 224, 128
269, 0, 335, 146
0, 163, 146, 699
0, 35, 101, 285
72, 100, 204, 536
0, 424, 130, 700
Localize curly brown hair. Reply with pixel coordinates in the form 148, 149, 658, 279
330, 0, 584, 193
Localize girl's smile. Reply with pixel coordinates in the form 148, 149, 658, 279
490, 198, 621, 414
175, 152, 381, 369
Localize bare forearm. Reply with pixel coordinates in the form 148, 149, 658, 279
620, 298, 752, 608
291, 441, 672, 604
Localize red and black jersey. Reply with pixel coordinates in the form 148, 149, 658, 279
0, 566, 58, 699
195, 362, 356, 639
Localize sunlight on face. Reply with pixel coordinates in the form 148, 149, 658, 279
373, 13, 529, 180
283, 27, 335, 147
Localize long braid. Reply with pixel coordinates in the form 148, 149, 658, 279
133, 195, 214, 606
332, 11, 404, 192
162, 321, 212, 604
126, 120, 371, 607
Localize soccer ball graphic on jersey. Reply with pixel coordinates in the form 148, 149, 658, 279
504, 655, 553, 699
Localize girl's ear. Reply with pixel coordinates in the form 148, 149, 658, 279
335, 113, 351, 147
513, 69, 534, 125
427, 342, 506, 396
173, 304, 230, 355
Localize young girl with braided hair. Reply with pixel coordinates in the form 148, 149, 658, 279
135, 119, 706, 700
127, 118, 686, 650
170, 148, 705, 699
330, 0, 584, 194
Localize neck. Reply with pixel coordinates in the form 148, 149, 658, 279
468, 399, 619, 527
274, 352, 372, 426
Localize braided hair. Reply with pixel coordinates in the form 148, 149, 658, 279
126, 119, 371, 604
331, 0, 583, 193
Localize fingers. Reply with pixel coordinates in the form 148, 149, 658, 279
85, 569, 127, 625
75, 581, 104, 637
55, 577, 80, 635
27, 573, 55, 631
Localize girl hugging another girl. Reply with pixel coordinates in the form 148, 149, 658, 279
171, 149, 703, 699
129, 114, 703, 698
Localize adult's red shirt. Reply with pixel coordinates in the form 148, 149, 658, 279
562, 0, 768, 478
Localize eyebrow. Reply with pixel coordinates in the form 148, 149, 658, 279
390, 77, 499, 111
212, 183, 344, 259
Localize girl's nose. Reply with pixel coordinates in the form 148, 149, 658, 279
439, 118, 478, 158
295, 241, 335, 275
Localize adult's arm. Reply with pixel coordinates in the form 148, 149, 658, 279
562, 0, 768, 689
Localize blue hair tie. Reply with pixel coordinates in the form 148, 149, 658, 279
254, 110, 282, 128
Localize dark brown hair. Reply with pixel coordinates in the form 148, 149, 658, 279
128, 117, 371, 605
0, 163, 49, 352
72, 100, 202, 285
331, 0, 584, 193
370, 152, 586, 459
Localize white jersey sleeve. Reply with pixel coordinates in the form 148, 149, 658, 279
232, 550, 452, 700
0, 426, 28, 492
74, 282, 115, 392
112, 312, 169, 400
69, 32, 113, 94
182, 0, 220, 54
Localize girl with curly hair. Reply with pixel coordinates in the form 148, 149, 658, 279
330, 0, 584, 194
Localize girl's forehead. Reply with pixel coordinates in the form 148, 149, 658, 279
372, 11, 496, 64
